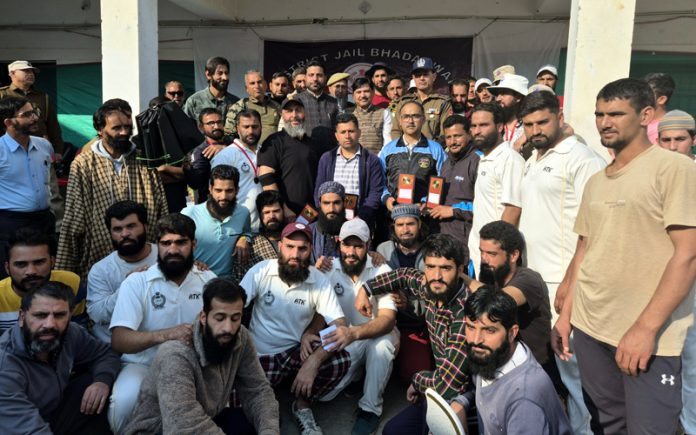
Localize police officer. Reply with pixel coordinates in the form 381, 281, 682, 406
389, 57, 452, 144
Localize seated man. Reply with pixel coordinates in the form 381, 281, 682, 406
108, 213, 217, 433
124, 278, 280, 435
240, 222, 350, 435
320, 218, 397, 434
0, 228, 86, 335
310, 181, 347, 262
0, 282, 121, 435
462, 286, 571, 434
356, 234, 470, 435
87, 200, 158, 343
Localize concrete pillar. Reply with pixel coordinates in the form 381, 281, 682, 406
563, 0, 636, 159
100, 0, 158, 116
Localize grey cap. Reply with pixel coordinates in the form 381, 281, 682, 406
339, 218, 370, 242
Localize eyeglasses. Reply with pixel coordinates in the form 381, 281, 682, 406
400, 114, 424, 121
15, 108, 41, 119
166, 91, 184, 97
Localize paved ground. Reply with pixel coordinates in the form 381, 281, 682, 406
276, 374, 410, 434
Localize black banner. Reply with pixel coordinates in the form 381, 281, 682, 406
263, 37, 473, 94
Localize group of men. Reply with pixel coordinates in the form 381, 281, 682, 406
0, 52, 694, 435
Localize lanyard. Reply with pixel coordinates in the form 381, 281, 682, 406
233, 140, 257, 176
505, 124, 514, 143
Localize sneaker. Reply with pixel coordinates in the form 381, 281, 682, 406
351, 409, 380, 435
292, 401, 323, 435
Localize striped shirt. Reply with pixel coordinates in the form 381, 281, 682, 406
364, 267, 470, 400
333, 147, 361, 197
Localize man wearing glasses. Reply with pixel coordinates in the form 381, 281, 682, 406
0, 96, 56, 278
163, 81, 185, 107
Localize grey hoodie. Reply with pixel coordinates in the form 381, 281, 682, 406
0, 322, 121, 434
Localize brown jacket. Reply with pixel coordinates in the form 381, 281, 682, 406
124, 321, 280, 435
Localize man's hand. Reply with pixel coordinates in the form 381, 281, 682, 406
355, 286, 373, 318
391, 291, 409, 311
291, 359, 319, 398
202, 144, 225, 159
80, 381, 110, 415
234, 237, 250, 265
554, 281, 570, 314
321, 325, 355, 352
429, 205, 454, 220
385, 197, 396, 212
551, 316, 573, 361
315, 255, 333, 272
300, 333, 320, 362
615, 323, 657, 376
449, 402, 468, 433
193, 260, 210, 271
126, 264, 150, 277
406, 384, 419, 403
368, 251, 386, 267
164, 324, 193, 344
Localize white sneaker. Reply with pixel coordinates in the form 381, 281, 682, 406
292, 401, 323, 435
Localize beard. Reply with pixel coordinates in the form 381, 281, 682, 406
340, 252, 368, 277
24, 323, 64, 355
211, 78, 228, 92
283, 122, 306, 139
278, 253, 310, 286
157, 252, 195, 281
478, 260, 511, 288
426, 277, 461, 303
207, 128, 225, 142
262, 217, 285, 238
113, 232, 147, 256
202, 321, 237, 365
600, 132, 629, 151
208, 196, 237, 218
464, 338, 512, 380
499, 101, 520, 124
12, 119, 39, 136
317, 209, 346, 236
11, 272, 50, 294
472, 132, 500, 152
452, 101, 467, 113
394, 228, 420, 249
240, 132, 260, 148
104, 134, 132, 154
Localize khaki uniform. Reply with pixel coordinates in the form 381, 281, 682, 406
224, 96, 280, 145
0, 84, 63, 152
389, 92, 452, 143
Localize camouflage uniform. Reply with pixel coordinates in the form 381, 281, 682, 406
223, 96, 280, 144
389, 92, 452, 143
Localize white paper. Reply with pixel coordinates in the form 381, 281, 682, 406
427, 192, 441, 205
319, 324, 338, 351
398, 188, 413, 200
346, 209, 355, 220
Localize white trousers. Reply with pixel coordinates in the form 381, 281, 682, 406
107, 362, 149, 434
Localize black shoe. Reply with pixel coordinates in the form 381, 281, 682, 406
351, 409, 380, 435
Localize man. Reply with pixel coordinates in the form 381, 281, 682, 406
269, 71, 291, 104
517, 90, 605, 434
462, 287, 571, 435
310, 181, 347, 261
380, 101, 446, 212
327, 72, 355, 114
430, 115, 480, 260
657, 109, 695, 159
320, 219, 397, 435
0, 60, 63, 153
163, 80, 185, 107
290, 67, 307, 96
224, 70, 280, 144
183, 56, 240, 121
487, 73, 528, 151
390, 57, 452, 143
240, 222, 350, 435
350, 77, 392, 154
258, 98, 322, 215
87, 200, 158, 343
123, 278, 280, 435
644, 72, 676, 144
357, 234, 470, 434
184, 108, 230, 204
56, 100, 168, 280
108, 213, 217, 433
230, 190, 287, 283
474, 78, 494, 104
467, 102, 525, 278
466, 76, 478, 111
553, 78, 696, 434
365, 63, 394, 109
182, 165, 251, 278
212, 109, 264, 231
293, 61, 339, 147
315, 112, 385, 227
0, 282, 121, 435
0, 228, 86, 334
386, 75, 406, 102
449, 78, 471, 116
0, 97, 56, 277
536, 65, 559, 92
377, 204, 426, 271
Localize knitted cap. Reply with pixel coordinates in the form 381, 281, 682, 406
318, 181, 345, 198
391, 204, 420, 221
658, 110, 695, 133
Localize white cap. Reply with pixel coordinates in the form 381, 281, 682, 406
474, 78, 492, 91
487, 74, 529, 97
339, 218, 370, 243
528, 83, 556, 95
537, 64, 558, 77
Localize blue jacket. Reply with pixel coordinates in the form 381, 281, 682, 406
314, 144, 385, 226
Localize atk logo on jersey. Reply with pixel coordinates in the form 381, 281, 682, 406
293, 298, 306, 306
189, 293, 201, 300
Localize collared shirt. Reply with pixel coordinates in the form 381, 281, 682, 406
211, 139, 262, 232
240, 259, 345, 356
468, 142, 525, 277
181, 202, 251, 278
519, 136, 606, 283
333, 147, 361, 197
0, 84, 63, 152
183, 87, 240, 122
480, 341, 529, 387
230, 234, 279, 283
325, 257, 394, 327
0, 133, 52, 211
110, 265, 216, 365
364, 268, 469, 400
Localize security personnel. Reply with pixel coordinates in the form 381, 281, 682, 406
389, 57, 452, 144
224, 70, 280, 144
0, 60, 63, 153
